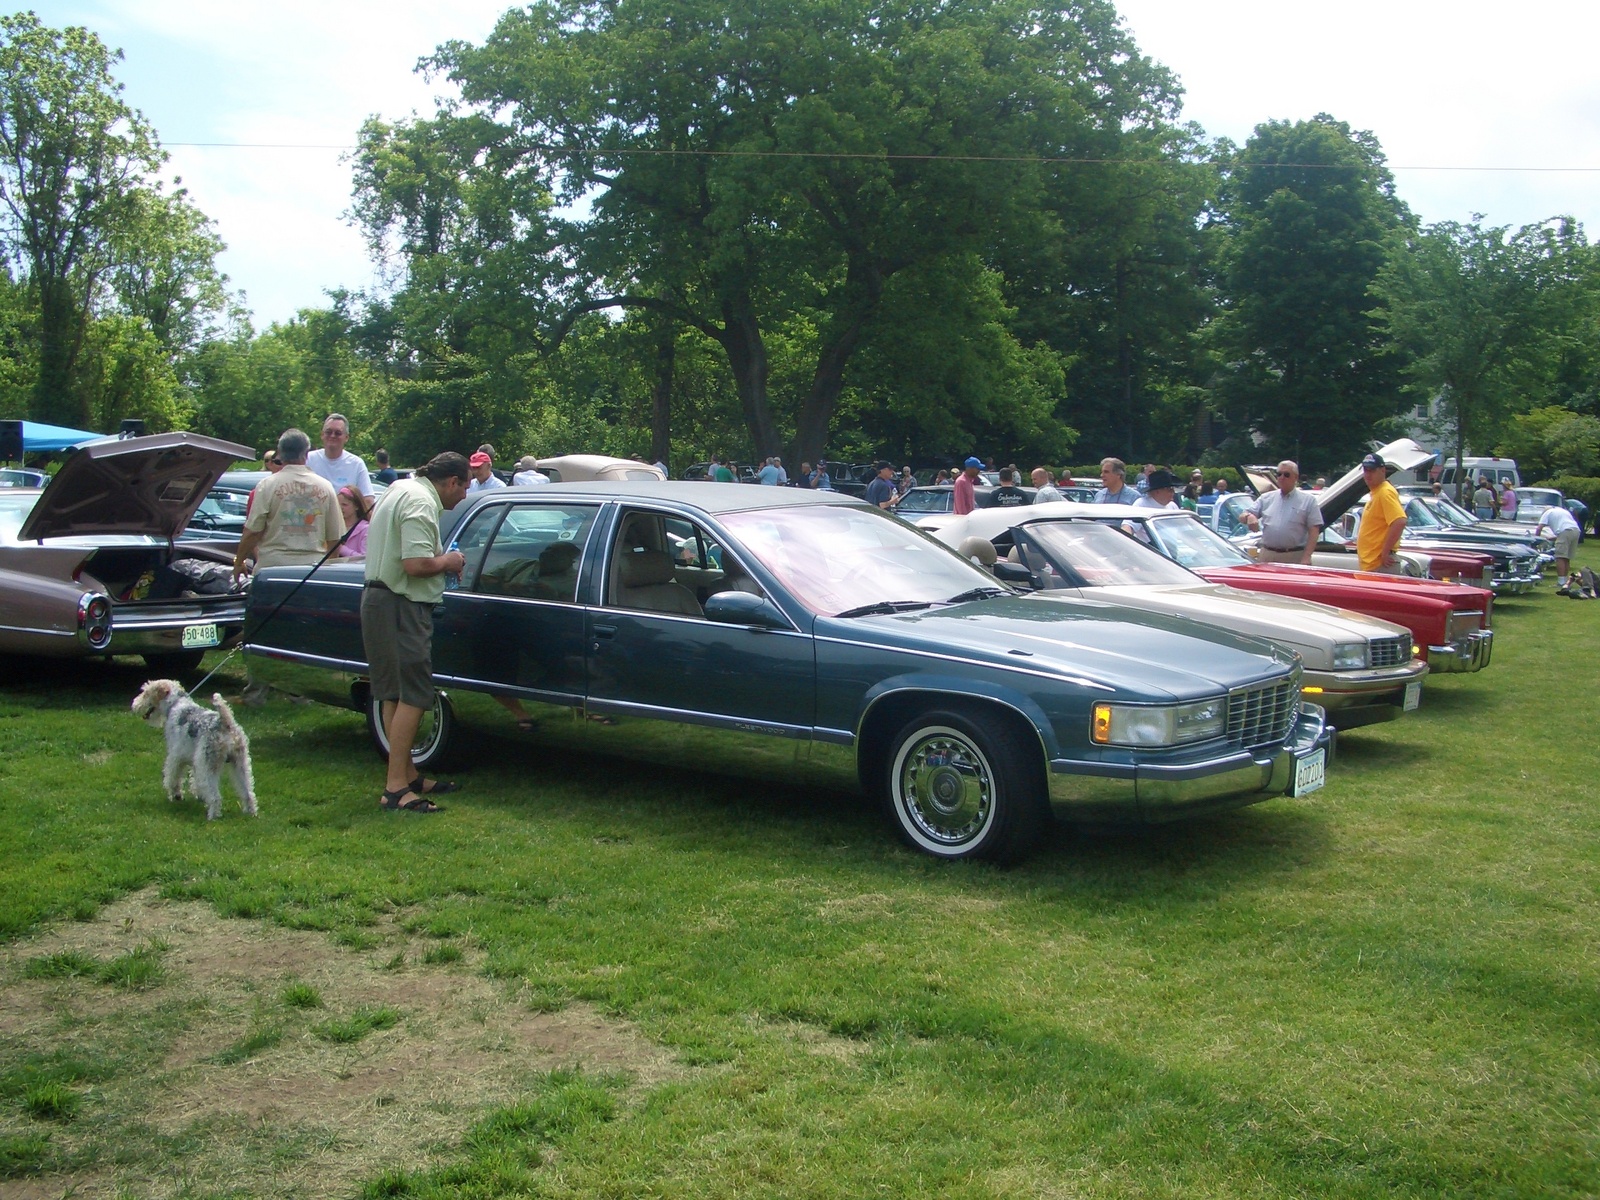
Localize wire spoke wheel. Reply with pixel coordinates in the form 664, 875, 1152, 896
882, 708, 1046, 863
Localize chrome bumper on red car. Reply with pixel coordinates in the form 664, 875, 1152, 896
1426, 628, 1493, 673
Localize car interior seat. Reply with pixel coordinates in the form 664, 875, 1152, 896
615, 548, 703, 615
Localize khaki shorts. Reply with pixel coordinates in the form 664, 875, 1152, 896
361, 584, 436, 710
1553, 527, 1579, 560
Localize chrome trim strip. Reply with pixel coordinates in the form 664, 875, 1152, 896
815, 633, 1117, 691
586, 695, 814, 740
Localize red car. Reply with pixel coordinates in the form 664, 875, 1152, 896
1072, 506, 1494, 674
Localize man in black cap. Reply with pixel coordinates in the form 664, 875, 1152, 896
1241, 459, 1322, 564
1357, 453, 1407, 573
1133, 468, 1182, 510
864, 461, 900, 510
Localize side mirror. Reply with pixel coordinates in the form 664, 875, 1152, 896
993, 561, 1032, 584
704, 590, 789, 629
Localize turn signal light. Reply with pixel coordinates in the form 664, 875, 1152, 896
1091, 703, 1112, 744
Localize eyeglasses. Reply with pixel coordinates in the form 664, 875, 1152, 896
1276, 470, 1295, 478
322, 429, 347, 438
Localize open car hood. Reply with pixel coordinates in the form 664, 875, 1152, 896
17, 432, 255, 542
1316, 438, 1436, 524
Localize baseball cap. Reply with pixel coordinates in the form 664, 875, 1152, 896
1360, 453, 1386, 471
963, 456, 984, 469
469, 451, 492, 468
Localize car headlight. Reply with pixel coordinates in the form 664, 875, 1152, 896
1091, 697, 1227, 746
1331, 642, 1368, 670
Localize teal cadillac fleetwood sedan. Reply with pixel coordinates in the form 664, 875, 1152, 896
243, 483, 1332, 863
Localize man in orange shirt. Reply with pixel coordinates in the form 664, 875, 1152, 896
1357, 453, 1408, 574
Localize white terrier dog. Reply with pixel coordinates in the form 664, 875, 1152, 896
131, 680, 257, 820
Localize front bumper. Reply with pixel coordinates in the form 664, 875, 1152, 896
1426, 628, 1493, 673
1488, 572, 1540, 595
1301, 660, 1429, 727
1047, 702, 1332, 826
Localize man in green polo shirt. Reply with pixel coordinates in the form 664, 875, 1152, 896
361, 452, 471, 813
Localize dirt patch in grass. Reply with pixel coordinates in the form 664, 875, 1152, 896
0, 888, 682, 1199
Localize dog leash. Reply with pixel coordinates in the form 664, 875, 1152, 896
192, 524, 359, 695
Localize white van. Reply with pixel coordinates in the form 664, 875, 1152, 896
1438, 456, 1519, 490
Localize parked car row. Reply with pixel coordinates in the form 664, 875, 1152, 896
0, 436, 1554, 866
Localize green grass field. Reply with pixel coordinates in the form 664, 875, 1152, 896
1, 550, 1596, 1198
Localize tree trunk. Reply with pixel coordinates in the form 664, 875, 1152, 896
714, 302, 780, 459
32, 281, 92, 429
794, 317, 867, 467
650, 329, 674, 471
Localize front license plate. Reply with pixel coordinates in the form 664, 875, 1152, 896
1291, 748, 1326, 797
181, 623, 220, 649
1403, 681, 1422, 712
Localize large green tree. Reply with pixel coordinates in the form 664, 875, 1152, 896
0, 14, 231, 433
1370, 217, 1586, 484
1209, 114, 1412, 468
0, 13, 162, 426
357, 0, 1183, 465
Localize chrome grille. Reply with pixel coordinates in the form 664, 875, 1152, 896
1227, 673, 1300, 749
1368, 634, 1412, 669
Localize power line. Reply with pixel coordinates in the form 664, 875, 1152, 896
161, 142, 1600, 172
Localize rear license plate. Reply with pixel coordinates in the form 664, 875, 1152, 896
1291, 748, 1326, 797
181, 623, 220, 649
1403, 681, 1422, 711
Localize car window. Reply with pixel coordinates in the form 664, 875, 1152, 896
1020, 521, 1199, 587
464, 503, 599, 602
720, 504, 992, 617
1132, 513, 1253, 569
896, 489, 950, 513
1403, 498, 1446, 529
1213, 494, 1250, 537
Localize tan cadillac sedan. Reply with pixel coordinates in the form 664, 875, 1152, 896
931, 507, 1429, 730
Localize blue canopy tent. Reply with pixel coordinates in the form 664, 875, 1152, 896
20, 420, 103, 453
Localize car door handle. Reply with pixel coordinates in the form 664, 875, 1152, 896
591, 623, 617, 650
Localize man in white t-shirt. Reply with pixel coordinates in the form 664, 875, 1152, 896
306, 412, 374, 498
1536, 504, 1581, 594
512, 455, 550, 486
1132, 469, 1181, 510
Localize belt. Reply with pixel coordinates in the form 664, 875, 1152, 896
364, 580, 391, 591
1262, 545, 1305, 553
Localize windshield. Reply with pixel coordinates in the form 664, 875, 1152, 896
719, 504, 993, 617
895, 489, 950, 513
1512, 489, 1558, 517
1019, 520, 1200, 587
1086, 511, 1253, 569
1402, 498, 1448, 529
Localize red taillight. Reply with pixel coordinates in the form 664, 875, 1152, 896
78, 592, 112, 648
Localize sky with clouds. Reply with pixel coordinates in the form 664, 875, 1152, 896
36, 0, 1600, 329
